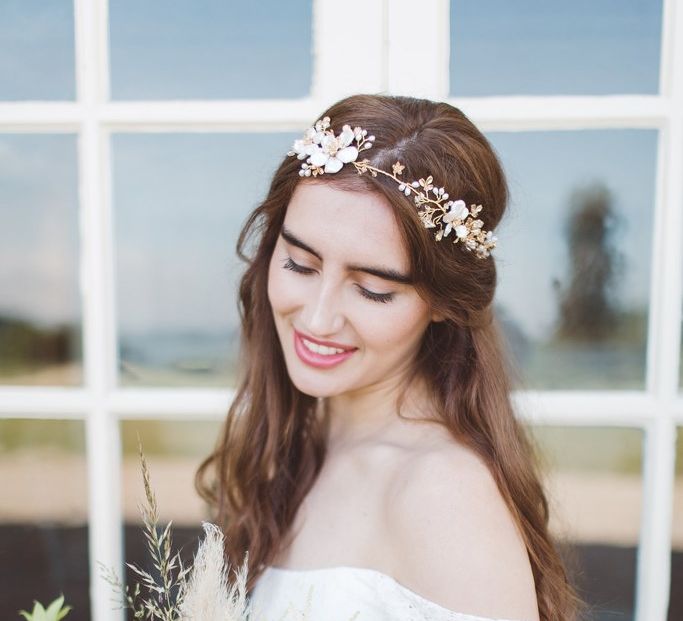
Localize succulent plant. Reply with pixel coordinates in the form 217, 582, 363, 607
18, 594, 72, 621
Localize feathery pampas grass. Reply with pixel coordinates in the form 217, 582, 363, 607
178, 523, 250, 621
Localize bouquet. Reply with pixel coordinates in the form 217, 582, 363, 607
17, 440, 348, 621
17, 440, 252, 621
99, 440, 252, 621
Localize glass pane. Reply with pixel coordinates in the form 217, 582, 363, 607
490, 129, 657, 389
121, 419, 220, 614
112, 132, 296, 388
680, 275, 683, 391
0, 419, 89, 620
670, 427, 683, 621
450, 0, 663, 96
109, 0, 313, 100
0, 1, 75, 100
530, 425, 643, 621
121, 419, 219, 523
0, 134, 82, 386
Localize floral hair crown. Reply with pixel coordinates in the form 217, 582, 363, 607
287, 116, 498, 259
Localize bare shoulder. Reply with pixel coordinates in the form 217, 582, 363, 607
385, 440, 540, 621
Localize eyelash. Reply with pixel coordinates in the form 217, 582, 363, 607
281, 257, 394, 304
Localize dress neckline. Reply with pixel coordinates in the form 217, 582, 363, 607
263, 564, 524, 621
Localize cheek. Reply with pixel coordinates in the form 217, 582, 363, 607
358, 300, 430, 352
267, 255, 286, 313
267, 253, 302, 315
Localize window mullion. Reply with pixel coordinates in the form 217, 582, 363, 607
74, 0, 123, 619
635, 0, 683, 619
387, 0, 449, 99
310, 0, 384, 103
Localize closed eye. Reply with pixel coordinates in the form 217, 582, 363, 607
280, 257, 394, 304
281, 256, 314, 275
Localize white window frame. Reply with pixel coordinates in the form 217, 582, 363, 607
0, 1, 681, 619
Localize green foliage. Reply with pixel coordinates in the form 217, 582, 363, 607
0, 314, 78, 373
0, 419, 84, 453
18, 594, 72, 621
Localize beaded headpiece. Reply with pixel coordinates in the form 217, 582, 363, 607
287, 116, 497, 259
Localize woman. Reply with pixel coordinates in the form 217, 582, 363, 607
196, 94, 585, 621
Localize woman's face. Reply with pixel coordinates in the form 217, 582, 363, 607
267, 181, 441, 399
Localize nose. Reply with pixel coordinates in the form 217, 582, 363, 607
303, 278, 345, 337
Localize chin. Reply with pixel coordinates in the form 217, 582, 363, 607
285, 365, 351, 399
289, 374, 341, 399
296, 385, 330, 399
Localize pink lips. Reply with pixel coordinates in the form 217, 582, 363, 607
293, 330, 357, 369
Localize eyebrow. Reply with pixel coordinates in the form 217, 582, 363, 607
280, 225, 413, 285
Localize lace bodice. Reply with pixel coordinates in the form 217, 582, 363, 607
248, 565, 527, 621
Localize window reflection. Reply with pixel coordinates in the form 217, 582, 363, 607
670, 428, 683, 621
490, 129, 657, 389
680, 297, 683, 390
0, 134, 81, 386
0, 1, 75, 100
0, 419, 89, 621
109, 0, 313, 100
120, 419, 220, 524
112, 132, 296, 388
529, 425, 643, 621
450, 0, 663, 96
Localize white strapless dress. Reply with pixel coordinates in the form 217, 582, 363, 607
248, 565, 527, 621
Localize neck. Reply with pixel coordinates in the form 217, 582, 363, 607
323, 374, 435, 451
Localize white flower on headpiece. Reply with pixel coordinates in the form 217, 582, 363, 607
455, 224, 469, 239
442, 200, 469, 238
288, 127, 320, 161
308, 124, 359, 173
484, 231, 498, 247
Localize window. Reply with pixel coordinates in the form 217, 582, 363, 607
1, 2, 680, 620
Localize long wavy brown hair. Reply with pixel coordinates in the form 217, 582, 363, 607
196, 93, 587, 620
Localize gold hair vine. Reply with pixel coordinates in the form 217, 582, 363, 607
287, 116, 498, 259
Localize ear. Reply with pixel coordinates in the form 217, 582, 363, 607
430, 309, 446, 323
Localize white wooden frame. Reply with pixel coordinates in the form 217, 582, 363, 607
0, 1, 681, 619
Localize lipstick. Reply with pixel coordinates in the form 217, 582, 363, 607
293, 330, 357, 369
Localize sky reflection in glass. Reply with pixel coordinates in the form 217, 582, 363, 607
450, 0, 663, 96
489, 129, 657, 389
0, 134, 81, 386
109, 0, 312, 99
112, 132, 297, 387
0, 1, 75, 100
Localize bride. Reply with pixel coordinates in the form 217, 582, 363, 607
196, 94, 584, 621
